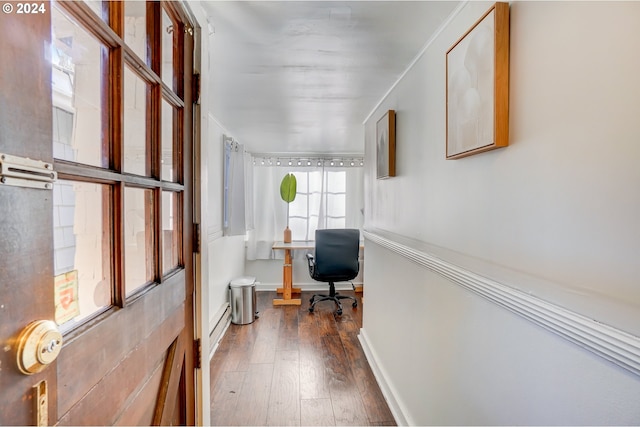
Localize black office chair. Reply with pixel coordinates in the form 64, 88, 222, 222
306, 228, 360, 315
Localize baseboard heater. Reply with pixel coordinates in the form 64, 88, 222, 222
208, 303, 231, 356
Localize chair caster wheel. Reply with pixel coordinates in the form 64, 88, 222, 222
336, 309, 343, 315
352, 302, 358, 308
308, 307, 314, 313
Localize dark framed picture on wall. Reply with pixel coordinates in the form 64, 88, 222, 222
376, 109, 396, 179
446, 2, 509, 159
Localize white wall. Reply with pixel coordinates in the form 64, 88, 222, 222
189, 4, 247, 424
192, 3, 246, 335
205, 114, 246, 327
363, 243, 640, 425
362, 1, 640, 424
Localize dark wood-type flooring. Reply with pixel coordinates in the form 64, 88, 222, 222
209, 290, 396, 426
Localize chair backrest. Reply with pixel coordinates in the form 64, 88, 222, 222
312, 229, 360, 282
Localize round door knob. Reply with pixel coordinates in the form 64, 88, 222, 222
16, 320, 63, 375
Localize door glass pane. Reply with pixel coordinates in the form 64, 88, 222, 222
124, 1, 147, 63
51, 6, 105, 168
83, 0, 103, 20
123, 66, 148, 175
162, 191, 179, 273
161, 99, 174, 181
53, 181, 111, 331
125, 187, 155, 295
162, 8, 174, 88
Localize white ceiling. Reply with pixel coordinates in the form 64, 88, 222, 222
196, 1, 460, 154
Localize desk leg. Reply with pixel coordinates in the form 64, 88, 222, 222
273, 249, 301, 306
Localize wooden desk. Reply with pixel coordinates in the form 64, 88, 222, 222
271, 240, 364, 306
271, 241, 310, 306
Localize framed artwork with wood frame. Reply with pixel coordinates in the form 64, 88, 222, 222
446, 2, 509, 159
376, 109, 396, 178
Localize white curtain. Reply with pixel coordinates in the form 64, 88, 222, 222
246, 158, 364, 260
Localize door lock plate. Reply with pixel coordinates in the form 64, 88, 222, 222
34, 380, 48, 427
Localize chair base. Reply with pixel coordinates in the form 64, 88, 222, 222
308, 282, 357, 315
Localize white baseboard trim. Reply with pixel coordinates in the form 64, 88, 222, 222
363, 230, 640, 378
208, 303, 231, 359
358, 328, 410, 426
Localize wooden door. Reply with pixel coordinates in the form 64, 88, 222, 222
0, 1, 196, 425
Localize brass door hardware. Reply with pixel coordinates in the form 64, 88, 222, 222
16, 320, 63, 375
34, 380, 48, 427
0, 153, 57, 189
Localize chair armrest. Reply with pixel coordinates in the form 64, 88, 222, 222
306, 253, 315, 276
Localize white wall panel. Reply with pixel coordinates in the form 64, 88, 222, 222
365, 0, 640, 334
204, 116, 246, 327
362, 242, 640, 425
208, 233, 245, 327
362, 1, 640, 424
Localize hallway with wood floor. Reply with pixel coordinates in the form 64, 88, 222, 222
209, 290, 396, 426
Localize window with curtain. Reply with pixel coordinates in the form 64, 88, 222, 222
289, 170, 346, 241
246, 156, 364, 260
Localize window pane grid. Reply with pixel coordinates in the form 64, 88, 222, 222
124, 187, 155, 295
83, 0, 105, 20
53, 180, 112, 331
53, 1, 187, 324
161, 99, 175, 181
52, 5, 106, 168
289, 170, 347, 240
124, 1, 147, 64
161, 7, 175, 89
123, 65, 149, 176
162, 190, 181, 274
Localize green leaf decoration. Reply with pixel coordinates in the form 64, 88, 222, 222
280, 173, 297, 203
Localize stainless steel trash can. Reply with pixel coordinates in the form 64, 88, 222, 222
229, 276, 257, 325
